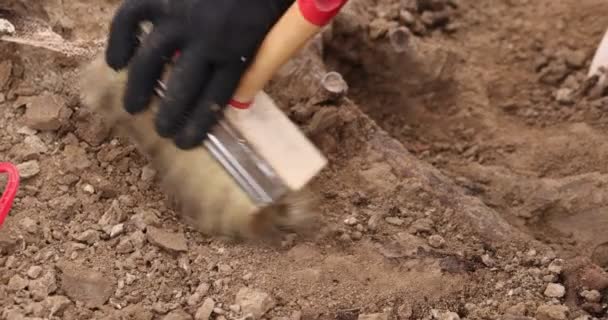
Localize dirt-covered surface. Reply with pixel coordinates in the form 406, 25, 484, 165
2, 0, 608, 319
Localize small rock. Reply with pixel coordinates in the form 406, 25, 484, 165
141, 165, 157, 181
27, 266, 43, 279
23, 92, 70, 131
146, 227, 188, 253
580, 289, 601, 303
358, 313, 389, 320
20, 217, 38, 233
505, 303, 526, 316
430, 309, 460, 320
581, 302, 603, 314
235, 287, 275, 319
564, 49, 587, 68
17, 160, 40, 179
544, 283, 565, 298
555, 88, 573, 105
82, 184, 95, 194
109, 224, 125, 238
536, 304, 569, 320
344, 216, 358, 226
195, 298, 215, 320
481, 254, 495, 267
410, 218, 433, 234
548, 259, 563, 274
543, 274, 558, 283
0, 19, 15, 35
428, 234, 446, 248
74, 230, 101, 245
14, 135, 48, 160
8, 274, 28, 291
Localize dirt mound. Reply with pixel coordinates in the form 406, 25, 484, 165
2, 0, 608, 319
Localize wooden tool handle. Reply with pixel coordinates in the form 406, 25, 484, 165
231, 2, 323, 104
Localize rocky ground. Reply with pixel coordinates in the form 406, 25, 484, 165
2, 0, 608, 319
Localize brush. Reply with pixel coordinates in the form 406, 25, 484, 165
79, 2, 328, 241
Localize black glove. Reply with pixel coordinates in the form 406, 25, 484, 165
105, 0, 294, 149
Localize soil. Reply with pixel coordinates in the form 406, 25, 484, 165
2, 0, 608, 320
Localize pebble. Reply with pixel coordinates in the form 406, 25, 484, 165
543, 274, 558, 283
141, 164, 157, 181
535, 304, 569, 320
74, 230, 101, 245
548, 259, 563, 274
428, 234, 446, 248
544, 283, 565, 298
580, 289, 601, 303
83, 184, 95, 194
17, 160, 40, 179
554, 88, 573, 105
235, 287, 275, 319
0, 18, 15, 35
410, 218, 434, 234
27, 265, 43, 279
344, 216, 358, 226
431, 309, 460, 320
22, 93, 70, 131
146, 227, 188, 253
195, 298, 215, 320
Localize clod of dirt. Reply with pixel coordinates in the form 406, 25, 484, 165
62, 145, 92, 172
22, 92, 71, 131
544, 283, 566, 298
45, 295, 72, 317
29, 270, 58, 301
358, 313, 389, 320
16, 160, 40, 179
580, 289, 601, 303
195, 297, 215, 320
0, 18, 15, 35
535, 304, 569, 320
0, 60, 12, 89
56, 261, 115, 308
11, 135, 48, 161
564, 49, 587, 69
8, 274, 28, 291
235, 287, 275, 319
146, 226, 188, 253
19, 217, 37, 233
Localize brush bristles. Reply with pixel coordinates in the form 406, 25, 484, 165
79, 54, 319, 240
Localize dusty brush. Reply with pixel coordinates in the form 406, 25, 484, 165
78, 3, 328, 241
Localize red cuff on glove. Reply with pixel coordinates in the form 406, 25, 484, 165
297, 0, 347, 26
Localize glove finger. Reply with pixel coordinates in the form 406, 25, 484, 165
173, 63, 247, 150
155, 45, 213, 138
105, 0, 166, 70
123, 22, 184, 114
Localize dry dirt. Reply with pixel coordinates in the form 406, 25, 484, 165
2, 0, 608, 319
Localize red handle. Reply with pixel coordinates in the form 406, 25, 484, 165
0, 162, 19, 228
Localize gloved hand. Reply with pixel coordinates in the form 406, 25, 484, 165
105, 0, 294, 149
